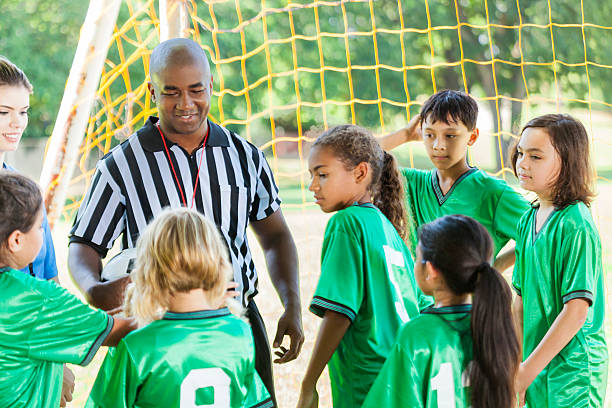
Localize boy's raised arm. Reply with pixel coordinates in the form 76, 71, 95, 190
378, 114, 421, 151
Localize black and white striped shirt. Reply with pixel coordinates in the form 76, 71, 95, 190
70, 116, 281, 305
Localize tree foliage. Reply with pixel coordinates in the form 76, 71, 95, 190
2, 0, 610, 170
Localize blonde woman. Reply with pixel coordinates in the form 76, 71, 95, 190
87, 207, 273, 408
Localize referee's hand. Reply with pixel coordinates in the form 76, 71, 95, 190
272, 304, 304, 363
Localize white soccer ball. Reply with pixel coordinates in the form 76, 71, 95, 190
100, 248, 137, 282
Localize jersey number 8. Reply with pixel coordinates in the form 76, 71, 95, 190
180, 368, 231, 407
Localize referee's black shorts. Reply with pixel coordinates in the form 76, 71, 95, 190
246, 300, 276, 407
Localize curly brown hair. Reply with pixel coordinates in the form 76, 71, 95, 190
510, 114, 595, 209
313, 125, 409, 242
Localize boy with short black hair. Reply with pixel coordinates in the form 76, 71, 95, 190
379, 90, 529, 270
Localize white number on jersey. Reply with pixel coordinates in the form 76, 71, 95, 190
430, 362, 471, 408
180, 368, 231, 407
383, 245, 410, 323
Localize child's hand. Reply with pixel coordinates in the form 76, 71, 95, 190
296, 384, 319, 408
403, 114, 422, 143
515, 362, 533, 407
60, 365, 75, 407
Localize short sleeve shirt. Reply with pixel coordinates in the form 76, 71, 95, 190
86, 308, 272, 408
0, 268, 113, 408
402, 167, 529, 257
512, 202, 608, 407
363, 305, 473, 408
309, 203, 432, 408
69, 117, 281, 305
2, 163, 58, 280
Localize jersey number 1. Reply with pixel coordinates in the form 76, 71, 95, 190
430, 362, 470, 408
180, 368, 231, 407
383, 245, 410, 323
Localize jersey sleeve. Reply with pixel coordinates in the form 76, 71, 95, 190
309, 229, 363, 322
243, 362, 273, 408
249, 149, 281, 221
361, 339, 422, 407
69, 163, 126, 257
558, 227, 599, 305
86, 342, 138, 408
492, 186, 530, 242
40, 211, 58, 279
27, 280, 113, 366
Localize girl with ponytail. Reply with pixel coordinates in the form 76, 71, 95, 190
363, 214, 520, 408
297, 125, 432, 408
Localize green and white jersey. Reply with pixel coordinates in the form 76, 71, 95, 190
402, 167, 529, 256
513, 202, 608, 407
87, 307, 272, 408
363, 305, 473, 408
0, 268, 113, 408
309, 203, 432, 408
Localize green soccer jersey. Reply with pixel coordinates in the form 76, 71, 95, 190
362, 305, 473, 408
309, 203, 432, 408
402, 167, 530, 256
0, 268, 113, 408
86, 307, 273, 408
512, 202, 608, 407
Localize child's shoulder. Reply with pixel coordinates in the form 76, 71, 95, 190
555, 202, 598, 235
1, 269, 62, 300
400, 167, 431, 181
328, 204, 376, 228
469, 169, 514, 194
126, 309, 251, 343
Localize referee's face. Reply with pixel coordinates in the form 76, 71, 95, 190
150, 61, 213, 146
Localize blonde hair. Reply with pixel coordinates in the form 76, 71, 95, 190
123, 207, 232, 325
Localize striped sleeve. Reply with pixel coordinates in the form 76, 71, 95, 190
69, 159, 126, 256
560, 227, 597, 306
250, 149, 281, 221
310, 227, 363, 323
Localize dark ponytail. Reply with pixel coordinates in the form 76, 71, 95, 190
313, 125, 409, 242
418, 215, 520, 408
373, 151, 408, 242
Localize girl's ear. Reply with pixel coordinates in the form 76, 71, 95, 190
353, 161, 370, 184
424, 261, 437, 281
6, 230, 22, 254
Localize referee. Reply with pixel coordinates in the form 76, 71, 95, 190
67, 38, 303, 404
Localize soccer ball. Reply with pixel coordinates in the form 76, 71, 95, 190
100, 248, 137, 281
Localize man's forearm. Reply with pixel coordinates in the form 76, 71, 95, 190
67, 242, 103, 297
68, 242, 128, 311
265, 234, 300, 308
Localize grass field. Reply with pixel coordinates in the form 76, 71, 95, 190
54, 182, 612, 407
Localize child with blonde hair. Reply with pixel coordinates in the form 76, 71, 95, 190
87, 207, 272, 408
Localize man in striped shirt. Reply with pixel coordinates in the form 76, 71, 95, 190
67, 38, 303, 404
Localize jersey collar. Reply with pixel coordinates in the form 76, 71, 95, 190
163, 307, 231, 320
139, 116, 230, 152
422, 304, 472, 314
430, 167, 477, 206
351, 202, 376, 209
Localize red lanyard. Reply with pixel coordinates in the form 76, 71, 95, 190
156, 122, 209, 209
